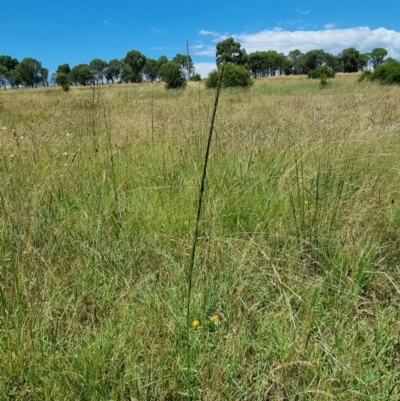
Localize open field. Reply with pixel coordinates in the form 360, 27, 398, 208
0, 75, 399, 400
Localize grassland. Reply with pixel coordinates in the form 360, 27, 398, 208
0, 74, 399, 400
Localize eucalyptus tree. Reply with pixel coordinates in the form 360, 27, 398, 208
0, 55, 18, 88
69, 64, 92, 85
248, 50, 290, 76
303, 50, 327, 73
247, 51, 269, 77
383, 57, 398, 65
0, 55, 19, 72
281, 57, 294, 75
143, 58, 159, 82
369, 48, 388, 69
41, 68, 49, 86
17, 57, 46, 87
120, 65, 136, 83
172, 53, 193, 78
157, 55, 168, 69
216, 37, 247, 66
263, 50, 285, 76
56, 64, 71, 76
288, 49, 305, 74
324, 52, 341, 72
338, 47, 360, 72
358, 54, 369, 71
124, 50, 146, 83
89, 58, 108, 83
6, 69, 22, 88
105, 59, 123, 83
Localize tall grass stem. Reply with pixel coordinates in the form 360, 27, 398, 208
185, 64, 225, 400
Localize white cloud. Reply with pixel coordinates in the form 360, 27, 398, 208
277, 20, 303, 26
193, 45, 215, 57
233, 27, 400, 58
193, 62, 216, 78
199, 29, 219, 37
298, 23, 311, 30
324, 23, 335, 29
104, 20, 109, 24
190, 41, 205, 50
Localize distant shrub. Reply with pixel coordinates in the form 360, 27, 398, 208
222, 64, 253, 88
319, 75, 329, 89
55, 72, 71, 92
358, 70, 372, 83
159, 62, 186, 89
205, 69, 220, 89
308, 66, 335, 79
205, 65, 253, 89
190, 74, 201, 82
370, 61, 400, 85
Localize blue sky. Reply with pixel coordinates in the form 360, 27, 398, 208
2, 0, 400, 77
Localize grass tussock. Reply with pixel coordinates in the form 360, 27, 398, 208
0, 75, 400, 400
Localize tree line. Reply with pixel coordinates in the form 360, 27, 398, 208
214, 37, 395, 78
0, 51, 195, 89
0, 38, 397, 90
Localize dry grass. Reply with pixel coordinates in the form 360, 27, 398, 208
0, 74, 399, 400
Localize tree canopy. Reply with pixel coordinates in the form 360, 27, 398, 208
124, 50, 146, 83
143, 58, 159, 82
216, 37, 248, 66
172, 54, 193, 79
69, 64, 92, 86
89, 58, 108, 82
288, 50, 305, 74
339, 47, 360, 73
105, 59, 123, 83
369, 48, 388, 69
17, 57, 47, 87
0, 55, 19, 72
0, 56, 20, 88
57, 63, 71, 75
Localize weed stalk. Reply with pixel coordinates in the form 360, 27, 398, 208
185, 64, 225, 400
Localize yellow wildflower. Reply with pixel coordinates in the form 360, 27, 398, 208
191, 319, 200, 328
209, 314, 220, 324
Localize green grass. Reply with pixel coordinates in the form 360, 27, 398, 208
0, 75, 399, 400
